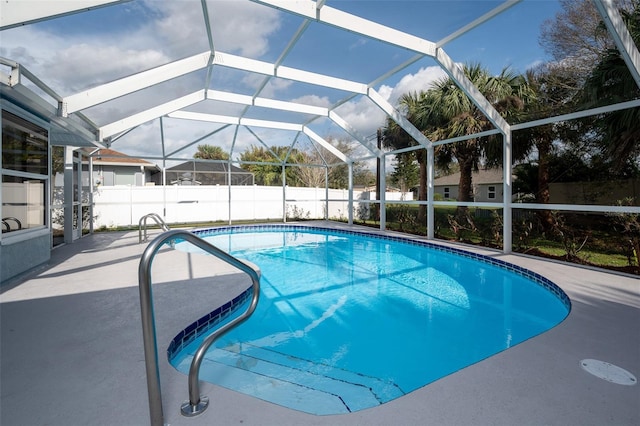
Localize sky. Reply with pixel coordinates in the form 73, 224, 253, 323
0, 0, 564, 164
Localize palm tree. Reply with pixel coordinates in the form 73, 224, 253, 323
239, 145, 303, 186
382, 64, 529, 223
193, 144, 230, 160
417, 64, 529, 211
382, 92, 429, 222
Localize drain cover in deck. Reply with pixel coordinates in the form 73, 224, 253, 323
580, 359, 637, 385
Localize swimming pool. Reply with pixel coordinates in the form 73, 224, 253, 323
169, 225, 570, 415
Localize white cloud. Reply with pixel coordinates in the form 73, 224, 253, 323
1, 23, 171, 95
108, 120, 162, 159
290, 95, 332, 108
48, 44, 170, 93
144, 1, 210, 56
333, 97, 385, 138
379, 66, 447, 106
1, 0, 281, 95
204, 1, 281, 58
330, 65, 447, 138
244, 74, 294, 98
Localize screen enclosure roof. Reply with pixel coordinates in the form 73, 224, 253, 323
1, 0, 639, 167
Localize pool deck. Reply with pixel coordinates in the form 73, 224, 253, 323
1, 221, 639, 426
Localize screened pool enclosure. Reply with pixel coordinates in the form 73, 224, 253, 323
1, 0, 639, 278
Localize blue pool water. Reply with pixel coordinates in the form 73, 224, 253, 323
169, 226, 570, 415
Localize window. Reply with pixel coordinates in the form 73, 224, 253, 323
2, 110, 49, 233
443, 187, 450, 199
488, 186, 496, 199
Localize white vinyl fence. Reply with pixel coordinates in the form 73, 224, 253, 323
92, 185, 412, 228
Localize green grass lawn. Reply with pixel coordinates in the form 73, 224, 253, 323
534, 246, 631, 267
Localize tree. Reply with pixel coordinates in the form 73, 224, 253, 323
354, 167, 376, 187
299, 137, 371, 189
239, 145, 302, 186
417, 64, 529, 214
193, 144, 229, 160
381, 94, 428, 222
539, 0, 634, 84
580, 0, 640, 169
390, 152, 419, 193
295, 150, 327, 188
512, 64, 581, 229
382, 65, 528, 223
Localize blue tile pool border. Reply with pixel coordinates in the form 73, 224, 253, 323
167, 224, 571, 361
167, 287, 252, 361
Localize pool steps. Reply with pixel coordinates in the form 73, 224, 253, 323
173, 343, 405, 414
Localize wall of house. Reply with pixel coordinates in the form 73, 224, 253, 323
434, 185, 459, 201
1, 102, 51, 285
0, 230, 50, 284
434, 183, 505, 202
91, 185, 412, 228
474, 183, 503, 203
92, 166, 151, 186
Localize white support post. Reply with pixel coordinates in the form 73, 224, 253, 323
503, 131, 513, 254
228, 160, 232, 225
379, 154, 386, 231
325, 167, 329, 220
76, 152, 84, 239
63, 146, 74, 244
348, 162, 354, 225
282, 165, 287, 223
89, 155, 94, 234
160, 117, 167, 219
427, 146, 435, 239
162, 164, 167, 219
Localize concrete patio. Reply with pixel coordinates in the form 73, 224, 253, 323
1, 222, 638, 425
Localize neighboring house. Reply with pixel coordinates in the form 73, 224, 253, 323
434, 168, 508, 202
85, 148, 160, 186
163, 160, 254, 186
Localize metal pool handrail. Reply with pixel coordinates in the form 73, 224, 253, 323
138, 229, 261, 425
138, 213, 170, 243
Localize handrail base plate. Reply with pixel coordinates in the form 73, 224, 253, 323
180, 395, 209, 417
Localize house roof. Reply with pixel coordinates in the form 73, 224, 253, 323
166, 160, 250, 174
434, 168, 506, 186
83, 148, 159, 169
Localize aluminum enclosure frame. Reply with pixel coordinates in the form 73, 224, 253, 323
1, 0, 639, 255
